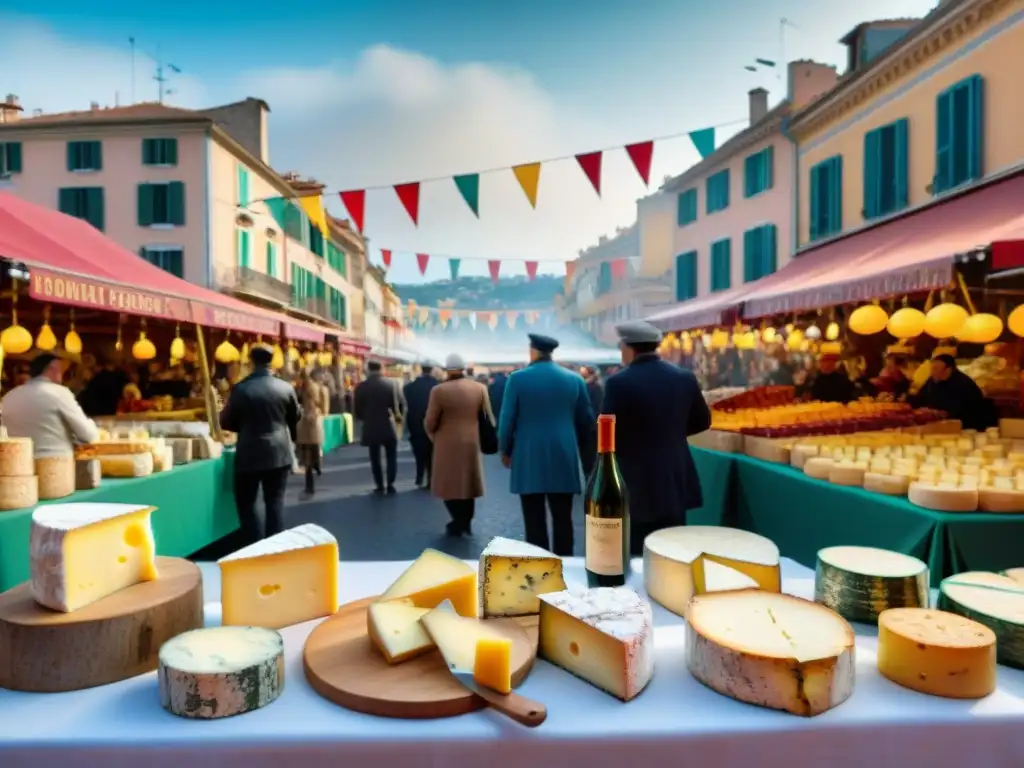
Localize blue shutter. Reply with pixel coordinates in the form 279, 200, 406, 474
863, 128, 880, 219
675, 253, 687, 301
935, 88, 952, 194
689, 252, 698, 297
809, 165, 820, 241
966, 75, 984, 182
743, 229, 753, 282
764, 145, 774, 191
893, 118, 909, 211
744, 154, 755, 197
828, 157, 843, 235
721, 169, 730, 209
168, 182, 185, 225
762, 225, 777, 277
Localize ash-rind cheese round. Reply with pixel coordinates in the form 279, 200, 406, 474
686, 590, 856, 717
158, 626, 285, 719
815, 546, 929, 625
937, 571, 1024, 670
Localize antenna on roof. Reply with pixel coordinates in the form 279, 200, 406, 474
152, 47, 182, 104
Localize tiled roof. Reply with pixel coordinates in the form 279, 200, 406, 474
1, 102, 208, 128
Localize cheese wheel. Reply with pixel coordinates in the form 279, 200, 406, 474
937, 571, 1024, 670
1004, 568, 1024, 585
978, 486, 1024, 513
863, 472, 910, 496
158, 626, 285, 719
0, 437, 34, 476
790, 444, 819, 470
828, 463, 865, 487
877, 608, 996, 698
686, 590, 855, 717
75, 459, 101, 490
804, 457, 834, 480
0, 475, 38, 510
815, 546, 928, 624
908, 481, 978, 512
74, 441, 153, 458
35, 455, 75, 500
99, 452, 154, 478
1000, 419, 1024, 439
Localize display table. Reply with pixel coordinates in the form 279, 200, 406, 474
0, 455, 239, 591
2, 557, 1023, 768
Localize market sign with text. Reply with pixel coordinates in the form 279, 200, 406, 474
190, 302, 281, 337
29, 269, 191, 320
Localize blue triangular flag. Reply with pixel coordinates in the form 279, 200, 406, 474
689, 127, 716, 159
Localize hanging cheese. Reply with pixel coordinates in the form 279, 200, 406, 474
686, 590, 856, 716
0, 437, 34, 476
978, 486, 1024, 513
803, 457, 834, 480
0, 475, 38, 510
814, 545, 928, 624
908, 481, 978, 512
35, 455, 75, 500
937, 571, 1024, 670
863, 472, 910, 496
877, 607, 996, 698
99, 452, 154, 478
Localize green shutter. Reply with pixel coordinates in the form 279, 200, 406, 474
91, 141, 102, 170
863, 128, 880, 219
744, 154, 755, 198
3, 142, 22, 173
762, 225, 777, 277
894, 118, 909, 211
828, 156, 843, 235
743, 229, 754, 282
935, 88, 953, 193
675, 253, 687, 300
66, 142, 76, 171
763, 146, 774, 190
710, 239, 731, 292
165, 138, 178, 166
86, 188, 104, 231
809, 165, 820, 241
266, 242, 276, 276
137, 184, 154, 226
238, 230, 251, 268
58, 188, 76, 216
966, 75, 984, 183
168, 181, 185, 225
167, 249, 184, 278
237, 166, 250, 206
142, 138, 154, 165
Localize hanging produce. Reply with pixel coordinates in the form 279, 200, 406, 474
848, 304, 889, 336
64, 309, 82, 355
132, 322, 156, 362
35, 306, 57, 352
1007, 305, 1024, 337
924, 303, 969, 339
958, 313, 1003, 344
887, 307, 926, 339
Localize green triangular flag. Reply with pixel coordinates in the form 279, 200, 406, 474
453, 174, 480, 217
264, 196, 291, 227
449, 258, 461, 281
689, 127, 716, 159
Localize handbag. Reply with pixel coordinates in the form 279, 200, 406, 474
478, 404, 498, 455
390, 381, 404, 435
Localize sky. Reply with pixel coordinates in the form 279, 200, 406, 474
0, 0, 939, 284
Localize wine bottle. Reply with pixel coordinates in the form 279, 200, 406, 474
584, 414, 630, 587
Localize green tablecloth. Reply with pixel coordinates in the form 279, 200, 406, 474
692, 447, 1024, 586
322, 414, 351, 453
689, 447, 733, 526
0, 456, 239, 591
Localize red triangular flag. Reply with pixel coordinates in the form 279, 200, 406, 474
625, 141, 654, 186
487, 260, 501, 283
416, 253, 430, 275
339, 190, 366, 232
575, 151, 603, 196
394, 182, 420, 226
381, 249, 392, 269
611, 258, 628, 280
525, 261, 538, 281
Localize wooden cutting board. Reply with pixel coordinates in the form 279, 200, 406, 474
0, 556, 203, 692
303, 596, 538, 719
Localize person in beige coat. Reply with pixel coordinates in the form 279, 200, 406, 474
296, 368, 330, 496
425, 354, 495, 536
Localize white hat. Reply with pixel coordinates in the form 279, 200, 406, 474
444, 353, 466, 371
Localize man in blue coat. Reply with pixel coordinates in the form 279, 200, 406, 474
488, 371, 507, 422
498, 334, 594, 555
602, 321, 711, 555
403, 362, 438, 488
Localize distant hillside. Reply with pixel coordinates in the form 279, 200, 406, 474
393, 275, 561, 310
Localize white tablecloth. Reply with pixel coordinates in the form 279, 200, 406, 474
2, 557, 1024, 768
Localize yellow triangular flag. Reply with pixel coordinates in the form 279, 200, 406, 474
512, 163, 541, 208
298, 195, 330, 237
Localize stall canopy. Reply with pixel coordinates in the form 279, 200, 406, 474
645, 285, 747, 332
0, 191, 339, 341
741, 174, 1024, 319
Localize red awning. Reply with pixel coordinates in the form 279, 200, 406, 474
645, 286, 748, 331
741, 174, 1024, 319
283, 319, 327, 344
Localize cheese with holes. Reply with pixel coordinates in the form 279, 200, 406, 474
0, 475, 37, 510
420, 600, 513, 691
908, 481, 978, 512
937, 571, 1024, 670
538, 586, 653, 701
35, 455, 75, 500
158, 626, 285, 719
815, 545, 928, 624
379, 548, 477, 617
0, 437, 33, 476
978, 486, 1024, 513
686, 590, 855, 716
30, 502, 157, 612
863, 472, 910, 496
474, 636, 513, 694
99, 452, 153, 478
479, 536, 565, 617
366, 600, 432, 664
877, 607, 996, 698
218, 524, 338, 629
804, 457, 834, 480
643, 526, 780, 618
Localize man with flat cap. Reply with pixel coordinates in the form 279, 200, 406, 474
602, 320, 711, 554
220, 343, 301, 544
498, 333, 594, 555
403, 361, 438, 488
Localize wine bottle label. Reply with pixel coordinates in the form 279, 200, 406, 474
585, 516, 624, 575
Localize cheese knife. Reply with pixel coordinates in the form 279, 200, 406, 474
447, 665, 547, 728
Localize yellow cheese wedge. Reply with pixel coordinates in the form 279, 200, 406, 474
30, 502, 157, 612
474, 636, 512, 694
218, 524, 339, 630
877, 607, 996, 699
380, 548, 477, 617
420, 600, 511, 689
366, 601, 432, 664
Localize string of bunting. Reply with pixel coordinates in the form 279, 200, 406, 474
379, 249, 627, 283
402, 301, 555, 332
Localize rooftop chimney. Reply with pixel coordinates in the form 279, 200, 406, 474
748, 88, 769, 124
787, 60, 839, 110
90, 101, 100, 112
0, 94, 22, 124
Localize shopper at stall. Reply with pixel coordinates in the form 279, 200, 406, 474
219, 343, 300, 544
869, 349, 911, 399
2, 351, 99, 457
912, 353, 992, 430
403, 362, 438, 488
296, 367, 329, 497
805, 353, 856, 403
354, 359, 406, 495
79, 354, 127, 416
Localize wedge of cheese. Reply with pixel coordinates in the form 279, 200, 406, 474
702, 559, 759, 593
218, 524, 339, 630
379, 548, 477, 617
643, 526, 780, 618
479, 536, 566, 617
474, 636, 513, 694
420, 600, 513, 693
30, 502, 158, 612
366, 600, 433, 664
538, 586, 653, 701
99, 452, 154, 478
686, 590, 855, 717
937, 571, 1024, 670
877, 607, 996, 698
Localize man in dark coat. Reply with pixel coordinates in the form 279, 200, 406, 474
219, 344, 301, 544
805, 353, 855, 403
912, 353, 992, 430
601, 321, 712, 555
488, 371, 507, 422
585, 367, 604, 415
403, 363, 438, 488
354, 360, 406, 495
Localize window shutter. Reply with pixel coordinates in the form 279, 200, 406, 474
809, 166, 820, 240
58, 188, 75, 215
5, 142, 22, 173
168, 181, 185, 225
266, 242, 275, 276
137, 184, 154, 226
168, 249, 184, 278
863, 129, 880, 219
721, 169, 730, 209
688, 252, 697, 298
935, 89, 952, 194
91, 141, 103, 171
675, 254, 687, 301
744, 155, 754, 198
828, 157, 843, 234
165, 138, 178, 166
966, 75, 984, 182
87, 188, 104, 231
763, 225, 777, 276
764, 146, 774, 190
142, 139, 154, 165
894, 118, 910, 210
66, 143, 76, 171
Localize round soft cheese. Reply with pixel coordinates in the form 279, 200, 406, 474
937, 571, 1024, 670
814, 545, 928, 624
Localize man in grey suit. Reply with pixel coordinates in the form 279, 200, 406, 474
354, 360, 407, 495
220, 343, 301, 544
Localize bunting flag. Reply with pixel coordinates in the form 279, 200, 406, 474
394, 182, 421, 225
438, 309, 452, 326
487, 260, 501, 283
506, 310, 520, 328
689, 127, 716, 159
512, 163, 541, 208
575, 151, 602, 196
381, 249, 392, 269
610, 258, 628, 280
453, 174, 480, 217
467, 312, 478, 330
415, 253, 430, 275
565, 261, 576, 279
339, 190, 366, 233
448, 258, 461, 281
418, 307, 429, 324
525, 261, 538, 281
487, 313, 499, 330
403, 305, 549, 331
264, 197, 290, 228
625, 141, 654, 185
298, 195, 330, 237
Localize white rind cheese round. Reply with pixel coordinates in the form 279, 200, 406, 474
643, 526, 780, 618
686, 590, 856, 717
803, 457, 834, 480
814, 546, 928, 624
828, 463, 866, 487
908, 481, 979, 512
863, 472, 910, 496
937, 571, 1024, 670
158, 626, 285, 719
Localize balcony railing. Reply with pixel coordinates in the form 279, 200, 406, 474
293, 295, 334, 322
219, 266, 292, 305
